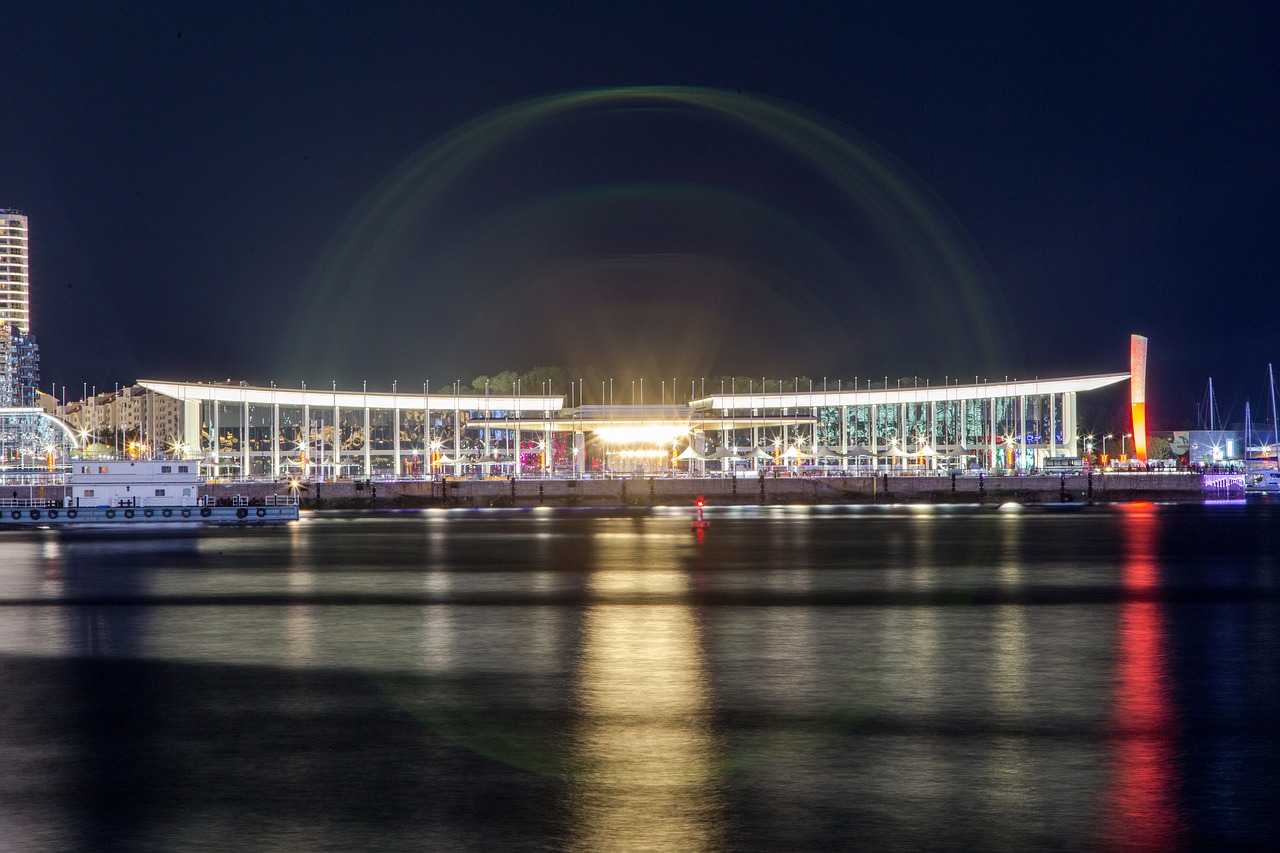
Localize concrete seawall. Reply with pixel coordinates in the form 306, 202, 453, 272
206, 472, 1207, 509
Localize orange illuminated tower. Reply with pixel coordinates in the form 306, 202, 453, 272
1130, 334, 1148, 462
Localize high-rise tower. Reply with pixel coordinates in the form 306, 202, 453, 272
1, 209, 39, 408
1, 210, 30, 333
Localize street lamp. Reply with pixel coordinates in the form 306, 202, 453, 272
1084, 435, 1095, 465
1103, 433, 1114, 462
1122, 432, 1133, 459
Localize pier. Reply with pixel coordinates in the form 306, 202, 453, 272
203, 471, 1207, 509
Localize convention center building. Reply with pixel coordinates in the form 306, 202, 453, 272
140, 370, 1133, 480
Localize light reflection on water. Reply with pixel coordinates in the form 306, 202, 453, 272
0, 503, 1278, 849
573, 585, 721, 849
1102, 503, 1183, 848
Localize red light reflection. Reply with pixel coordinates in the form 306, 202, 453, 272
1102, 504, 1182, 849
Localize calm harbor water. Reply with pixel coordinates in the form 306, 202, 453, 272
2, 502, 1278, 851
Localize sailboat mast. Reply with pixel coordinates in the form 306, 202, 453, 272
1209, 377, 1215, 431
1245, 401, 1252, 459
1270, 363, 1278, 459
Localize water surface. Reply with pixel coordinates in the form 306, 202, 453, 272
2, 502, 1278, 850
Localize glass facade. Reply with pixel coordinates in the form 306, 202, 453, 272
142, 374, 1117, 480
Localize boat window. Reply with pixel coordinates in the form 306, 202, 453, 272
155, 489, 165, 497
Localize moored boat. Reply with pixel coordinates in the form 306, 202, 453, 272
1, 459, 298, 527
1244, 469, 1280, 501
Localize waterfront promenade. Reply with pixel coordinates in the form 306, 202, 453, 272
206, 472, 1208, 509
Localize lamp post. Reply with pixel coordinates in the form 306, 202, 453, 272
1085, 435, 1095, 467
1122, 433, 1133, 459
1103, 433, 1114, 463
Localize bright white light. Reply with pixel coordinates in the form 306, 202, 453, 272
595, 425, 688, 444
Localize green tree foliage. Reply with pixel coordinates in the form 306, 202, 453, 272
1146, 434, 1172, 460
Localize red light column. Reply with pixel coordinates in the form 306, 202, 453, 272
1130, 335, 1148, 463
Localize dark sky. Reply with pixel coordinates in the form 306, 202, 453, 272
7, 2, 1278, 427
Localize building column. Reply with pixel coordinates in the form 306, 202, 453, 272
515, 405, 522, 477
869, 403, 878, 470
211, 402, 220, 478
990, 397, 997, 471
302, 404, 310, 479
272, 401, 280, 480
363, 407, 371, 479
424, 397, 431, 479
1049, 393, 1057, 460
453, 401, 462, 477
840, 405, 849, 472
1019, 395, 1027, 472
242, 401, 250, 480
1065, 392, 1078, 456
333, 402, 341, 480
932, 398, 941, 463
182, 399, 200, 463
393, 407, 402, 478
810, 405, 818, 461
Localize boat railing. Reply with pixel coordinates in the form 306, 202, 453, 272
0, 497, 67, 508
195, 494, 299, 507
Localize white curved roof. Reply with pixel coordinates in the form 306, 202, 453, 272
138, 380, 565, 412
690, 373, 1129, 410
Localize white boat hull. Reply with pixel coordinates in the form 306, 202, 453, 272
1, 504, 299, 527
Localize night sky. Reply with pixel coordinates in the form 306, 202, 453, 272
7, 3, 1278, 427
